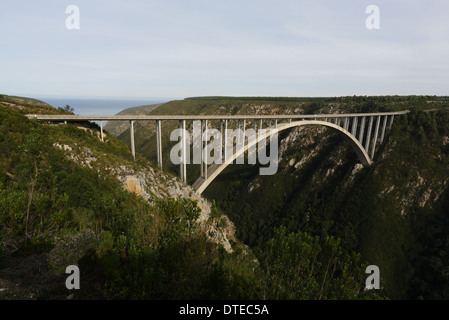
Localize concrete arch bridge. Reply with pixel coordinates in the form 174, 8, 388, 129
27, 111, 409, 194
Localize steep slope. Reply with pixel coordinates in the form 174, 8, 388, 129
0, 97, 247, 300
112, 96, 449, 299
5, 95, 449, 300
206, 109, 449, 299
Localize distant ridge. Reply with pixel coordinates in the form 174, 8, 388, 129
184, 95, 449, 102
0, 94, 60, 114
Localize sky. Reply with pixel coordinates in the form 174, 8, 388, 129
1, 0, 448, 99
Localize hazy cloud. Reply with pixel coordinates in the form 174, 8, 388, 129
1, 0, 448, 98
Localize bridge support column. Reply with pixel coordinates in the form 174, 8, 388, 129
100, 121, 104, 142
364, 116, 374, 153
351, 117, 358, 136
200, 120, 204, 178
224, 120, 228, 163
204, 120, 208, 180
343, 117, 349, 131
370, 116, 381, 159
220, 120, 224, 161
179, 120, 187, 182
237, 120, 241, 145
130, 120, 135, 161
156, 120, 162, 169
389, 115, 395, 130
380, 115, 388, 144
358, 117, 366, 144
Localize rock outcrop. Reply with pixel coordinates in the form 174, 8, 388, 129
53, 141, 235, 252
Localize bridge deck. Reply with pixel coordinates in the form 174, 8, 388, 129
26, 111, 409, 121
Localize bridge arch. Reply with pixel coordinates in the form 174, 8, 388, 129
194, 120, 371, 194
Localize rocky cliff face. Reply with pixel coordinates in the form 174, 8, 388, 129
52, 139, 236, 252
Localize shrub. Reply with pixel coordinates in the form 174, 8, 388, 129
48, 229, 99, 274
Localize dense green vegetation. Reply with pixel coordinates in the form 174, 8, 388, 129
0, 98, 377, 300
3, 95, 449, 300
205, 108, 449, 300
120, 95, 449, 300
0, 103, 256, 299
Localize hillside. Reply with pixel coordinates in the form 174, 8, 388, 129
112, 95, 449, 299
1, 94, 384, 301
0, 94, 63, 115
0, 96, 248, 299
0, 95, 387, 300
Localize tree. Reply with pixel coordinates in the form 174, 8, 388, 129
258, 226, 378, 300
18, 126, 42, 238
59, 105, 74, 114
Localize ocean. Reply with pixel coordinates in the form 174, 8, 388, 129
40, 97, 171, 116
